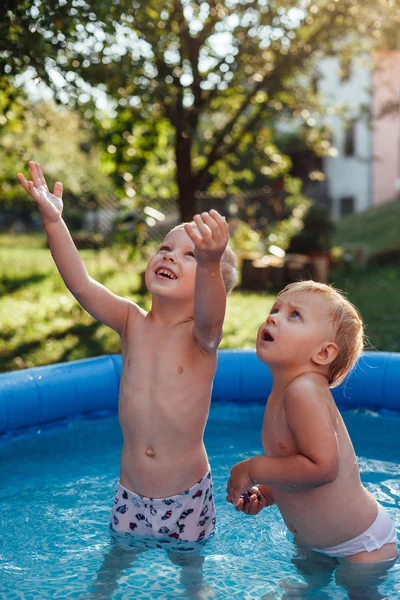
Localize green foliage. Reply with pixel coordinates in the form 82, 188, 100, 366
0, 98, 116, 225
228, 220, 264, 255
268, 178, 311, 250
112, 211, 152, 263
287, 204, 334, 253
3, 0, 398, 222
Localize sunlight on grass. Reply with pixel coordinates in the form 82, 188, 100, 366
1, 234, 399, 372
331, 267, 400, 352
0, 235, 273, 371
334, 198, 400, 258
222, 291, 273, 349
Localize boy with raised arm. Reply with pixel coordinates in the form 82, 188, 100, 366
227, 281, 398, 596
18, 161, 237, 554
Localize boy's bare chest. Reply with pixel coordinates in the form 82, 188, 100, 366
125, 332, 194, 378
120, 323, 215, 394
262, 398, 297, 457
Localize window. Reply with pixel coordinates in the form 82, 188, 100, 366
340, 54, 352, 82
340, 196, 355, 216
344, 120, 356, 156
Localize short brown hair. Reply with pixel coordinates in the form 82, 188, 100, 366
170, 222, 238, 294
277, 281, 364, 387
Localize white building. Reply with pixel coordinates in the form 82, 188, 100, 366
317, 50, 400, 219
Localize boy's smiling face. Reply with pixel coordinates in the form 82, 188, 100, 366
256, 290, 336, 368
145, 228, 197, 300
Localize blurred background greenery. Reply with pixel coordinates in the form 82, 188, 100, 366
1, 0, 400, 371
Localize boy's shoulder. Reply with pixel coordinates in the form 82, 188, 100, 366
121, 300, 147, 333
125, 300, 147, 320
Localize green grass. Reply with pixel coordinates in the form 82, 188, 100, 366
330, 266, 400, 352
0, 233, 47, 249
1, 234, 399, 373
332, 199, 400, 351
333, 198, 400, 258
0, 235, 271, 372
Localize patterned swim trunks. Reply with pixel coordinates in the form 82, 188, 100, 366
110, 471, 216, 552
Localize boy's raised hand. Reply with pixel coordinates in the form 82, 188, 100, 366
17, 161, 63, 225
184, 209, 229, 265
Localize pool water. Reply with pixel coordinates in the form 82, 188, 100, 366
0, 404, 399, 599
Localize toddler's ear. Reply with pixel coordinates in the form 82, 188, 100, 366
312, 342, 338, 366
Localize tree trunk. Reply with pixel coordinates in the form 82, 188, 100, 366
175, 130, 197, 222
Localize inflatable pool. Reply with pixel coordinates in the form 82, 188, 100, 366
1, 350, 399, 599
1, 349, 400, 436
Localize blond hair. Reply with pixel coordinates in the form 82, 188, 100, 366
170, 222, 238, 294
277, 281, 364, 387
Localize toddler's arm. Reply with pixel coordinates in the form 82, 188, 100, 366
227, 378, 339, 504
184, 210, 230, 352
17, 162, 135, 335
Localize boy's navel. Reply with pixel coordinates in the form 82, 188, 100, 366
178, 366, 184, 374
146, 447, 155, 458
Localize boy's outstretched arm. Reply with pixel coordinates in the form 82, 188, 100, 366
17, 162, 135, 335
184, 210, 230, 352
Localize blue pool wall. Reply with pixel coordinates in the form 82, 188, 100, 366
0, 350, 400, 435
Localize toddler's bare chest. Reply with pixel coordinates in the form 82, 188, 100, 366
262, 402, 297, 457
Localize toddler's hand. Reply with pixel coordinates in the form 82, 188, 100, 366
184, 210, 229, 265
17, 161, 63, 225
230, 486, 269, 515
226, 459, 254, 506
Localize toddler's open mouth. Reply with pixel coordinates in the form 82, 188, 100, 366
262, 330, 274, 342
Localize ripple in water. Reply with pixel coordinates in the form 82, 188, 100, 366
0, 405, 399, 599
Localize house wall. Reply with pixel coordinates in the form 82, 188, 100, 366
319, 56, 372, 219
372, 50, 400, 206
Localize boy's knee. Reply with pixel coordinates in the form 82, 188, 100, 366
168, 550, 204, 569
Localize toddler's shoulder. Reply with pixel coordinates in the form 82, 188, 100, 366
284, 373, 326, 404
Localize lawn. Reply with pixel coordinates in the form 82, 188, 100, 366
1, 234, 399, 373
333, 198, 400, 258
330, 266, 400, 352
331, 197, 400, 351
0, 234, 272, 372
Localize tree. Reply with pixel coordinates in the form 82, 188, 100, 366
0, 96, 116, 227
1, 0, 399, 220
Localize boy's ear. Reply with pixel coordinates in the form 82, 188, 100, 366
312, 342, 338, 366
